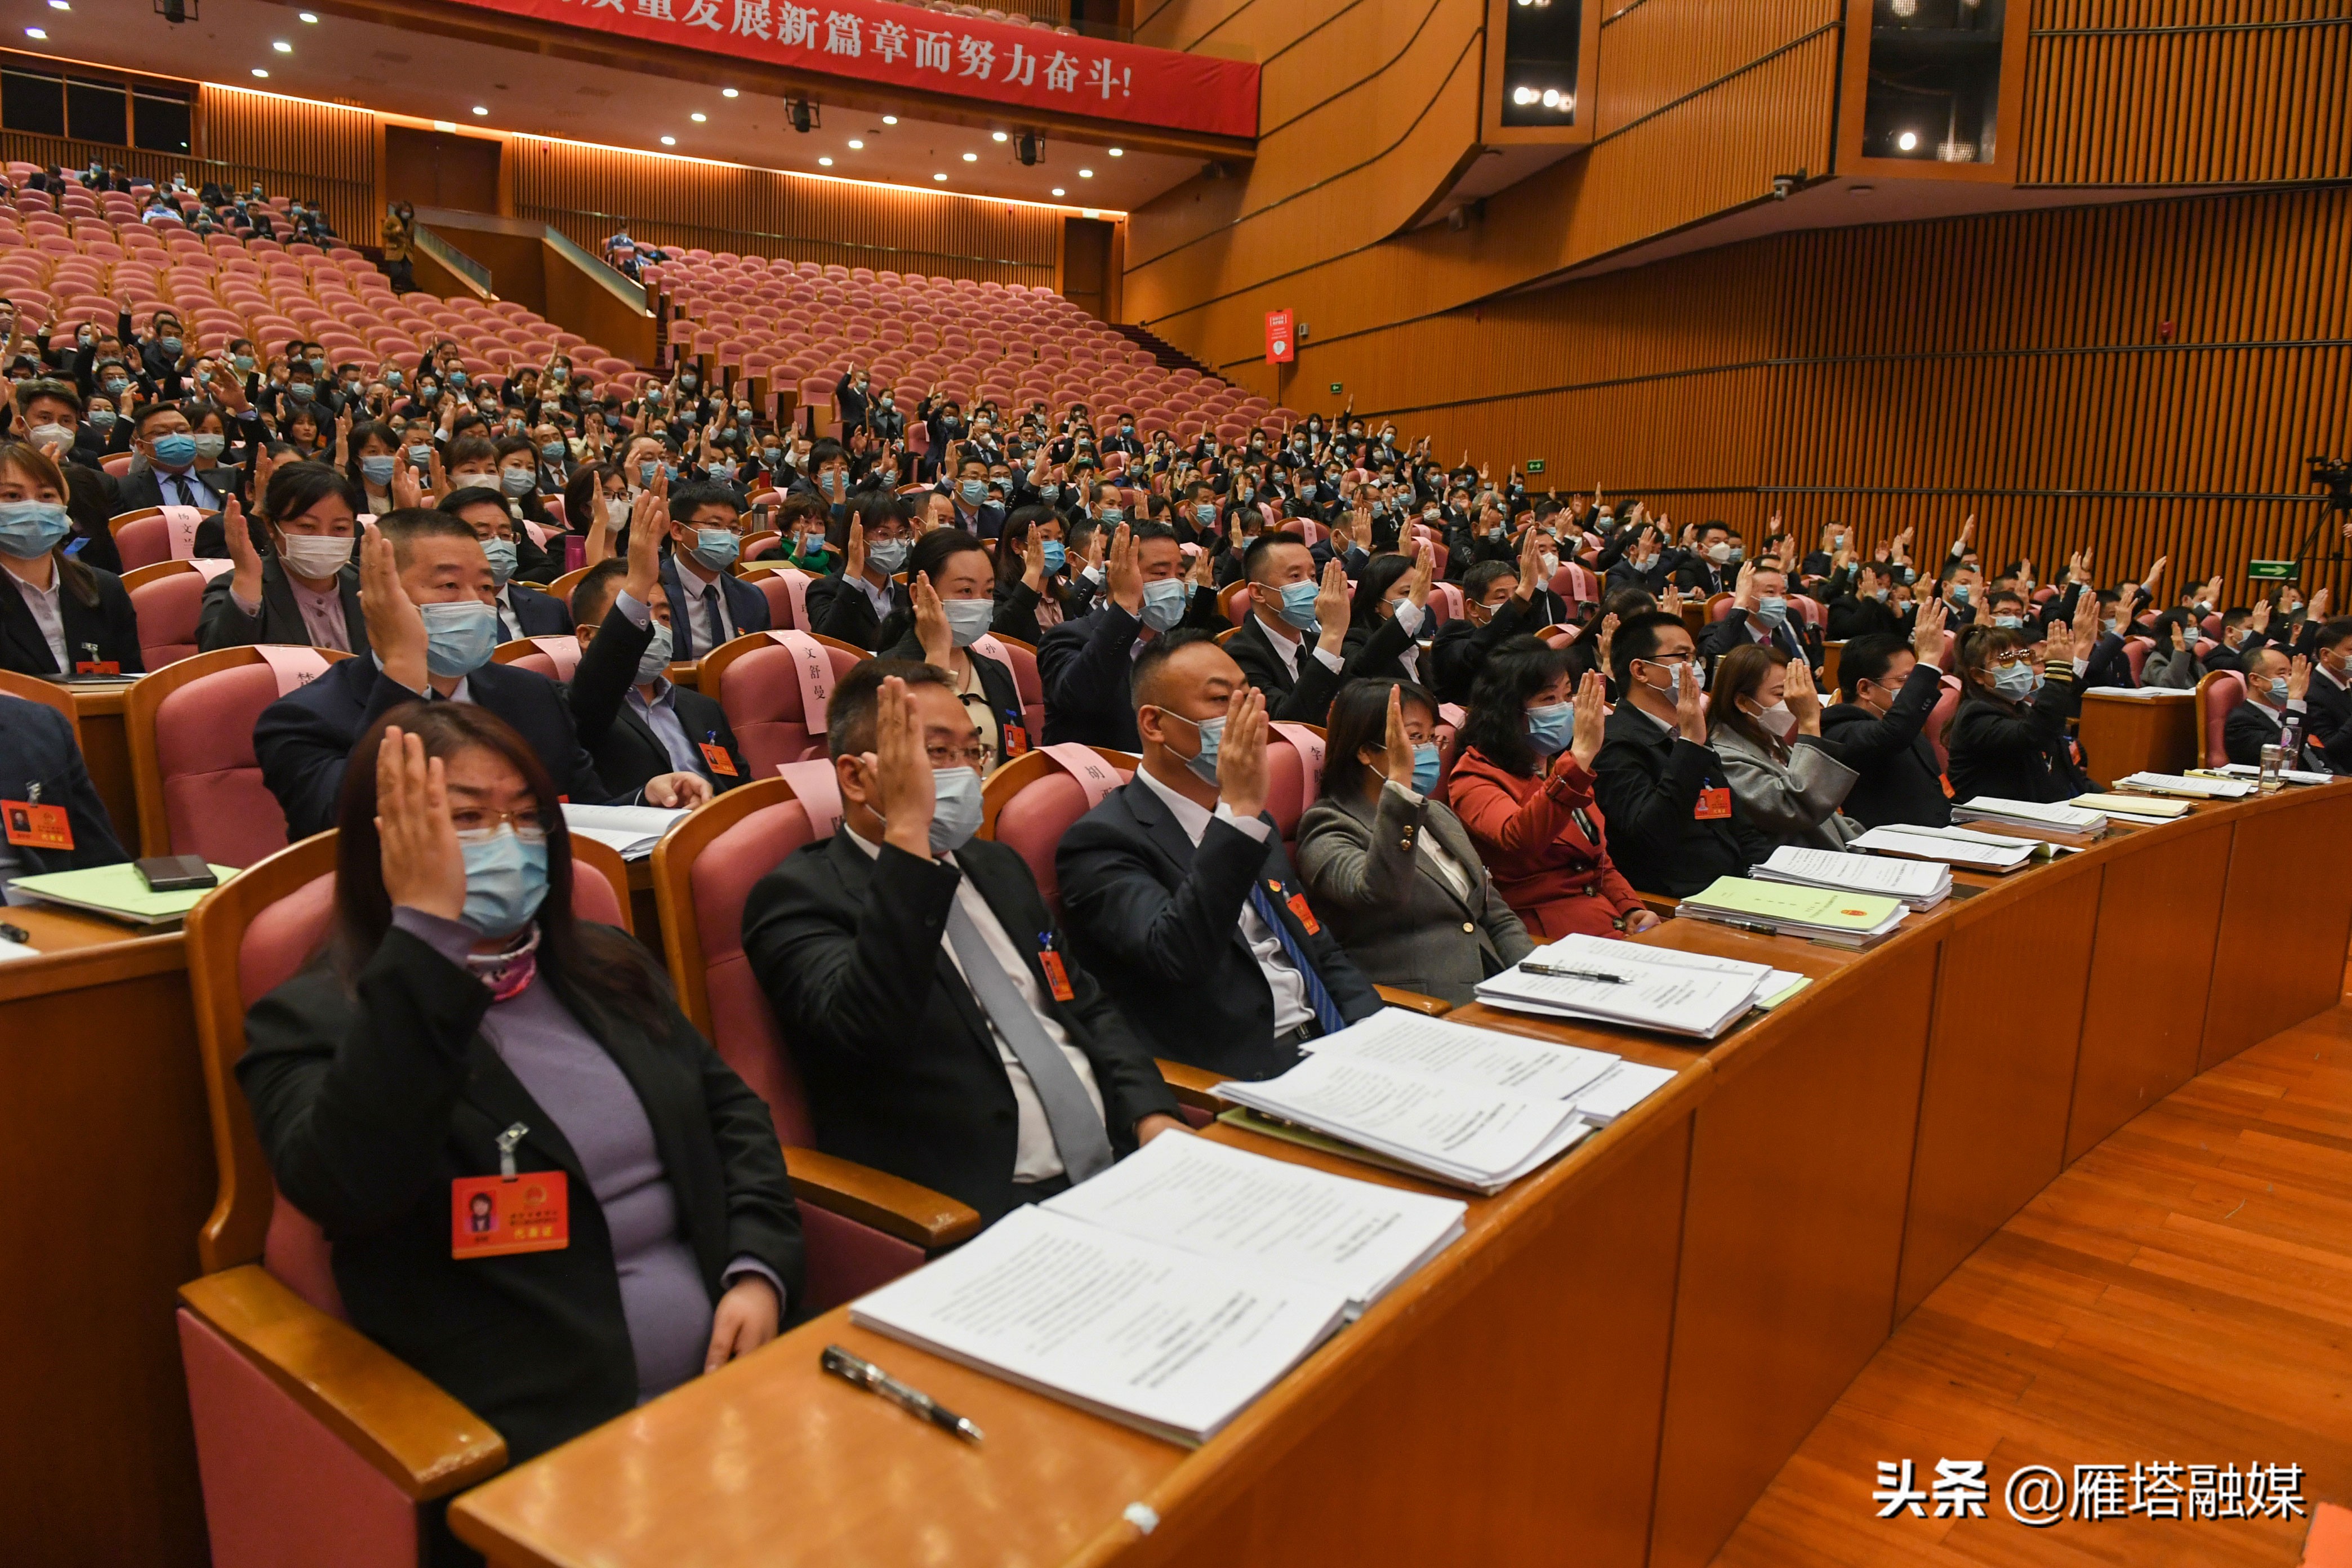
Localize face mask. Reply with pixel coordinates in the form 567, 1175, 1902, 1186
88, 408, 116, 430
1177, 711, 1226, 786
278, 532, 351, 579
1525, 701, 1575, 756
500, 468, 535, 497
458, 828, 549, 937
28, 422, 71, 453
448, 370, 469, 389
2268, 675, 2291, 705
1949, 583, 1972, 604
2102, 619, 2122, 638
632, 618, 675, 685
1422, 507, 1439, 523
820, 470, 845, 497
1865, 586, 1888, 602
1411, 742, 1441, 795
233, 354, 255, 375
959, 479, 987, 505
1195, 503, 1217, 527
1037, 484, 1061, 503
1097, 506, 1124, 525
152, 431, 198, 469
867, 537, 909, 573
689, 527, 740, 571
1757, 595, 1789, 626
1539, 551, 1560, 579
421, 599, 498, 678
1993, 614, 2024, 630
540, 441, 567, 462
710, 461, 738, 482
678, 374, 697, 391
550, 369, 568, 386
639, 461, 661, 487
1705, 541, 1732, 564
1992, 661, 2038, 700
159, 336, 183, 356
481, 537, 519, 586
0, 499, 72, 559
1139, 576, 1188, 632
193, 433, 228, 461
385, 370, 403, 389
102, 377, 130, 398
1390, 599, 1426, 638
1751, 701, 1796, 738
1273, 578, 1321, 632
1040, 540, 1066, 573
943, 598, 993, 648
926, 767, 985, 852
288, 383, 314, 402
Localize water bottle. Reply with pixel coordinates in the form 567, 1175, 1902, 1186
2259, 743, 2283, 792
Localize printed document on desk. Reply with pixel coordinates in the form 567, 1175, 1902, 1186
1753, 844, 1951, 909
1303, 1006, 1622, 1101
849, 1205, 1353, 1446
1473, 933, 1783, 1039
559, 803, 685, 858
1849, 823, 2037, 871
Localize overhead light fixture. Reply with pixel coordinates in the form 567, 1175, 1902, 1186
272, 38, 292, 51
721, 86, 738, 97
818, 156, 833, 166
48, 1, 70, 10
882, 114, 897, 124
661, 135, 677, 146
1896, 130, 1919, 152
992, 131, 1008, 142
1078, 168, 1093, 178
25, 25, 47, 37
250, 66, 269, 76
1512, 86, 1536, 105
787, 98, 816, 133
1051, 187, 1065, 197
933, 172, 947, 182
299, 8, 317, 17
691, 112, 706, 122
472, 105, 489, 115
1108, 147, 1124, 157
846, 139, 863, 150
962, 152, 977, 162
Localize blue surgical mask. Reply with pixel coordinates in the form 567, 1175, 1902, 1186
541, 440, 567, 462
232, 354, 255, 375
639, 461, 660, 485
867, 537, 908, 573
458, 828, 549, 937
1993, 614, 2024, 630
944, 598, 993, 648
500, 468, 535, 498
959, 479, 987, 505
481, 538, 519, 586
633, 619, 674, 685
193, 433, 227, 461
761, 446, 783, 467
408, 443, 434, 465
689, 528, 740, 571
159, 336, 183, 356
1098, 506, 1123, 524
288, 382, 314, 401
448, 370, 469, 389
0, 500, 72, 559
1411, 742, 1441, 795
1525, 701, 1575, 756
152, 431, 198, 468
1992, 661, 2038, 700
1195, 504, 1217, 527
928, 767, 984, 852
710, 460, 737, 481
1950, 583, 1972, 604
102, 377, 129, 398
1757, 595, 1789, 626
385, 369, 403, 388
2269, 675, 2291, 705
1275, 578, 1321, 632
1178, 711, 1226, 786
1139, 577, 1187, 632
1040, 484, 1061, 502
1041, 540, 1066, 573
421, 599, 498, 677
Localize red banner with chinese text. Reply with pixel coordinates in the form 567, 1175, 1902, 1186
439, 0, 1259, 140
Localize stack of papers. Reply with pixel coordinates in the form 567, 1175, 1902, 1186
1850, 823, 2038, 872
2211, 762, 2337, 787
1753, 844, 1951, 910
1475, 933, 1799, 1039
2083, 685, 2182, 700
2070, 791, 2193, 825
1952, 797, 2108, 840
8, 862, 238, 927
1677, 875, 1908, 948
2115, 771, 2255, 800
561, 803, 686, 858
849, 1203, 1353, 1446
1214, 1009, 1624, 1193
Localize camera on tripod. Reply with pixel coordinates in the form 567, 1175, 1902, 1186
2313, 456, 2352, 514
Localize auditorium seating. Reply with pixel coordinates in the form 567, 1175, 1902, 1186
122, 560, 209, 670
2195, 668, 2245, 768
124, 644, 354, 864
700, 629, 870, 773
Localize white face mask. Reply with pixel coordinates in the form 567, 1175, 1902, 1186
1750, 701, 1796, 738
277, 532, 353, 580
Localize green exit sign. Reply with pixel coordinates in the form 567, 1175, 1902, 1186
1525, 460, 1546, 474
1328, 382, 1343, 395
2248, 559, 2298, 580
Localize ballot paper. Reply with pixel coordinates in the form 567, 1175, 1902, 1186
2068, 792, 2190, 826
1951, 797, 2108, 836
1753, 844, 1952, 910
1475, 933, 1797, 1039
1043, 1132, 1465, 1316
560, 803, 686, 858
1303, 1006, 1622, 1101
849, 1205, 1353, 1446
1566, 1061, 1680, 1125
1849, 823, 2038, 871
1213, 1054, 1595, 1196
2212, 763, 2337, 787
2115, 771, 2255, 800
1676, 877, 1908, 948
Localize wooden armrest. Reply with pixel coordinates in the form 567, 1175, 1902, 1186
783, 1146, 981, 1250
178, 1265, 505, 1502
1153, 1056, 1228, 1113
1374, 985, 1451, 1017
1633, 892, 1681, 919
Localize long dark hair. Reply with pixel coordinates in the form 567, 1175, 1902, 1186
1348, 553, 1413, 630
1323, 678, 1437, 801
1955, 621, 2028, 705
0, 439, 99, 608
1707, 642, 1790, 760
564, 461, 617, 536
1460, 635, 1573, 779
332, 701, 672, 1036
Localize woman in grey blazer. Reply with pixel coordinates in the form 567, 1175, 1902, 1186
1295, 678, 1533, 1006
1708, 643, 1865, 851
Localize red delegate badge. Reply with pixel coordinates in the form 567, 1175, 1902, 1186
1285, 889, 1322, 935
1001, 723, 1031, 758
699, 741, 738, 777
2, 800, 70, 850
451, 1171, 571, 1259
1694, 786, 1733, 821
73, 660, 119, 675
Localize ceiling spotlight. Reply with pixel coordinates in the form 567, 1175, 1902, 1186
933, 172, 947, 182
818, 156, 833, 166
882, 114, 897, 124
25, 25, 47, 38
1540, 88, 1560, 108
721, 87, 738, 97
272, 38, 292, 51
847, 139, 863, 150
1077, 168, 1093, 178
691, 112, 706, 122
250, 66, 269, 77
49, 1, 70, 10
1896, 130, 1919, 152
992, 131, 1008, 142
472, 105, 488, 115
299, 8, 317, 17
661, 135, 676, 146
1051, 186, 1066, 197
1891, 0, 1917, 13
1511, 86, 1536, 106
962, 152, 977, 162
1109, 147, 1124, 157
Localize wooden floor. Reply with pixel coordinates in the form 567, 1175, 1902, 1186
1711, 970, 2352, 1568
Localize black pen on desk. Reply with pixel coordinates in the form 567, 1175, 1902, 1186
1520, 963, 1627, 983
821, 1344, 984, 1444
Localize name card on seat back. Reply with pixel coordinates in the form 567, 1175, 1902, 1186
161, 505, 204, 560
1040, 743, 1122, 810
761, 629, 835, 733
255, 644, 332, 696
776, 759, 845, 838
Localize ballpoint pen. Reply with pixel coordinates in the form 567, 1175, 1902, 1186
1519, 963, 1627, 983
821, 1344, 985, 1444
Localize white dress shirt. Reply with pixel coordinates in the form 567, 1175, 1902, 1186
1254, 610, 1343, 684
844, 825, 1106, 1181
1, 558, 68, 670
673, 556, 734, 651
1133, 764, 1315, 1034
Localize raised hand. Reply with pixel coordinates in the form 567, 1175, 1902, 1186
2251, 598, 2274, 634
1661, 582, 1684, 618
1676, 652, 1707, 743
1406, 537, 1435, 608
1912, 594, 1948, 662
1595, 612, 1619, 674
623, 492, 662, 604
1733, 560, 1757, 611
2312, 586, 2332, 618
1313, 558, 1351, 658
1514, 518, 1542, 603
2289, 653, 2311, 702
1569, 670, 1608, 772
1215, 683, 1269, 821
1380, 683, 1417, 788
358, 525, 428, 692
222, 496, 264, 603
845, 519, 867, 581
1784, 656, 1823, 734
912, 570, 951, 667
373, 726, 465, 921
1104, 523, 1142, 614
2068, 580, 2101, 663
2141, 554, 2169, 593
1021, 523, 1047, 593
866, 676, 937, 858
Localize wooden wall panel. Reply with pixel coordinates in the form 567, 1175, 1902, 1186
193, 86, 378, 245
2019, 7, 2352, 186
507, 136, 1060, 287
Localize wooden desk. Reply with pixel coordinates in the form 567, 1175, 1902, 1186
2075, 688, 2196, 785
65, 682, 140, 854
0, 906, 210, 1567
452, 783, 2352, 1568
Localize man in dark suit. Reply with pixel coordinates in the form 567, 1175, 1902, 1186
439, 486, 571, 640
1431, 535, 1562, 704
657, 481, 769, 659
2300, 616, 2352, 750
833, 367, 871, 436
943, 449, 1007, 541
254, 510, 710, 840
102, 402, 233, 517
1056, 632, 1383, 1081
1672, 522, 1740, 598
1817, 612, 1954, 828
0, 693, 127, 888
1699, 560, 1820, 674
2222, 644, 2320, 768
803, 498, 913, 650
1827, 559, 1905, 642
1224, 532, 1411, 724
743, 660, 1182, 1220
1593, 611, 1772, 897
565, 545, 747, 798
1037, 522, 1222, 749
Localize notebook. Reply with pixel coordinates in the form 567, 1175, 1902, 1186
1848, 823, 2038, 872
1674, 876, 1908, 948
1950, 797, 2108, 841
8, 862, 239, 927
2114, 771, 2255, 800
1752, 844, 1952, 910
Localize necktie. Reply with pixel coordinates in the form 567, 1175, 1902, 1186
941, 897, 1112, 1183
702, 583, 723, 653
171, 473, 194, 507
1248, 882, 1349, 1037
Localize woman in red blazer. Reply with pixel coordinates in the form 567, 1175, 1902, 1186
1444, 636, 1659, 940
